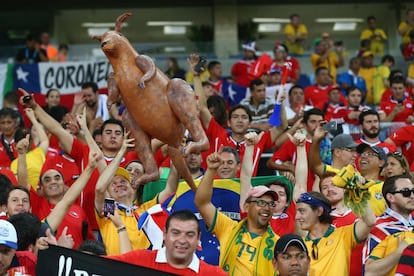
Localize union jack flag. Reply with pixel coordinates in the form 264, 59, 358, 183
362, 208, 414, 267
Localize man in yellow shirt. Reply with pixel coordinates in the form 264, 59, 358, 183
310, 39, 344, 84
398, 9, 414, 54
359, 51, 377, 105
195, 151, 279, 275
284, 14, 308, 56
360, 16, 388, 57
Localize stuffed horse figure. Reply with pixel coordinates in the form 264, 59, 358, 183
93, 12, 209, 191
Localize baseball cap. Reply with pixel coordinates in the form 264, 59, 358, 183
0, 220, 18, 250
274, 234, 308, 255
362, 51, 374, 58
327, 85, 341, 93
242, 41, 257, 54
114, 167, 131, 182
245, 185, 278, 202
331, 134, 359, 150
357, 143, 387, 161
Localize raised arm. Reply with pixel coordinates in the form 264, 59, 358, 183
290, 131, 308, 201
25, 108, 49, 154
76, 107, 106, 172
15, 134, 30, 190
95, 134, 134, 214
158, 162, 179, 203
354, 201, 376, 242
19, 88, 74, 153
194, 152, 222, 229
187, 54, 212, 129
270, 91, 288, 143
309, 124, 328, 178
46, 149, 100, 231
240, 132, 263, 211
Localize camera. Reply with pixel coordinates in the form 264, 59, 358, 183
104, 198, 115, 216
322, 121, 337, 132
22, 95, 32, 104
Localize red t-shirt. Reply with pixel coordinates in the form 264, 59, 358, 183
331, 105, 371, 125
270, 139, 314, 191
388, 125, 414, 165
204, 118, 274, 177
108, 249, 228, 276
231, 59, 256, 87
30, 190, 94, 248
0, 138, 17, 169
378, 96, 414, 122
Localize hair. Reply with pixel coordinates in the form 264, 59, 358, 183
381, 54, 395, 64
165, 209, 200, 233
346, 86, 362, 97
207, 95, 227, 127
14, 127, 31, 144
0, 107, 19, 120
303, 108, 324, 124
358, 109, 379, 125
8, 213, 41, 251
382, 174, 413, 206
81, 82, 99, 93
92, 128, 102, 139
315, 66, 329, 76
229, 104, 252, 122
290, 14, 299, 20
249, 79, 265, 91
3, 91, 19, 106
58, 43, 69, 51
46, 105, 68, 123
307, 191, 333, 224
389, 69, 404, 80
0, 175, 13, 206
167, 57, 180, 71
221, 146, 241, 164
349, 56, 360, 65
77, 240, 107, 256
266, 180, 291, 204
288, 84, 304, 97
390, 75, 406, 86
100, 118, 124, 135
367, 15, 376, 22
46, 88, 60, 98
207, 60, 221, 72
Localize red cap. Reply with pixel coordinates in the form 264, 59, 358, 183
0, 169, 18, 186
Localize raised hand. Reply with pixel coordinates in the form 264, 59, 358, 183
244, 131, 264, 146
287, 130, 306, 147
18, 88, 37, 109
73, 90, 85, 105
206, 152, 223, 170
121, 131, 135, 153
56, 226, 74, 249
15, 134, 30, 155
88, 150, 102, 169
76, 107, 88, 130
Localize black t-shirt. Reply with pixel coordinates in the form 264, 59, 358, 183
15, 48, 47, 63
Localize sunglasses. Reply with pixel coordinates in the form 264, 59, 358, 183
391, 151, 403, 157
247, 199, 276, 208
391, 188, 414, 198
311, 241, 318, 260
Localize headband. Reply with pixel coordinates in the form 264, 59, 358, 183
296, 192, 332, 212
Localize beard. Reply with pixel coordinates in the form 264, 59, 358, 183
362, 127, 380, 139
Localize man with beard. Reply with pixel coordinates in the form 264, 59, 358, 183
357, 109, 397, 153
195, 151, 279, 275
71, 81, 111, 129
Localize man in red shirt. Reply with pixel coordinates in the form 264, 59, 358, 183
304, 67, 346, 110
379, 75, 414, 123
108, 210, 227, 275
231, 41, 258, 87
0, 108, 19, 168
385, 124, 414, 169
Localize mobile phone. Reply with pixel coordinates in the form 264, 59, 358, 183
323, 121, 337, 132
104, 198, 115, 216
194, 56, 207, 74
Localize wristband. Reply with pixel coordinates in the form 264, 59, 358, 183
117, 226, 127, 233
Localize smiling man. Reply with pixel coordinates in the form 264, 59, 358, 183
108, 210, 227, 275
195, 151, 279, 275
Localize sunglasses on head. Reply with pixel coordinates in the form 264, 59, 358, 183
391, 151, 403, 157
391, 188, 414, 198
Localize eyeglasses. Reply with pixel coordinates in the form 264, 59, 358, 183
247, 199, 276, 208
311, 241, 318, 260
360, 151, 379, 158
391, 188, 414, 198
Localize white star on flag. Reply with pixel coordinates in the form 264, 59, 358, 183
16, 67, 29, 82
228, 85, 237, 101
